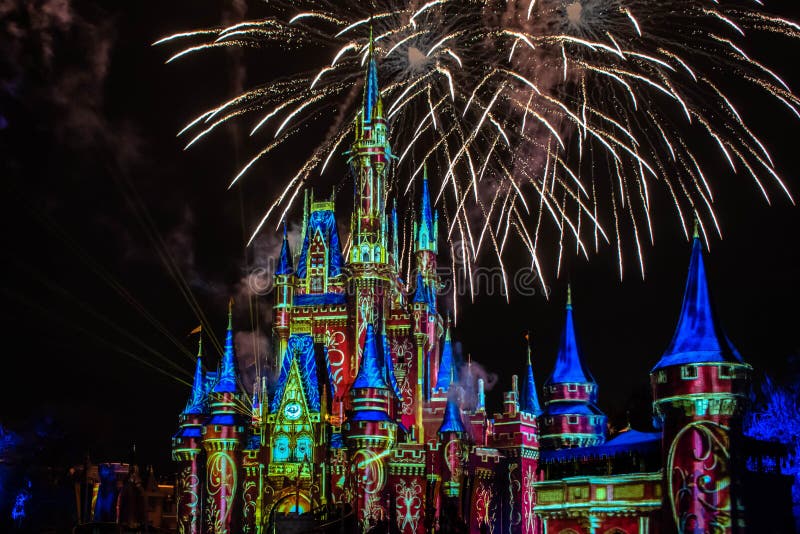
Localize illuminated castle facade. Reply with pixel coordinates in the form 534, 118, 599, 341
172, 43, 757, 534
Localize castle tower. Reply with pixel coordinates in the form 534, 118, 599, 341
540, 287, 606, 449
241, 375, 267, 533
344, 323, 398, 532
438, 375, 469, 530
651, 231, 751, 533
347, 31, 395, 382
424, 316, 455, 441
173, 335, 206, 534
203, 303, 245, 534
522, 341, 543, 417
267, 332, 323, 515
273, 222, 294, 363
414, 169, 441, 394
488, 354, 541, 534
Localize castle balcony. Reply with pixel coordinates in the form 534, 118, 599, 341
534, 472, 662, 534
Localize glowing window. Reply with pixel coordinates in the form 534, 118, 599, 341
273, 435, 291, 462
295, 435, 312, 462
567, 415, 579, 425
310, 277, 323, 292
718, 365, 732, 379
567, 384, 577, 392
681, 366, 698, 379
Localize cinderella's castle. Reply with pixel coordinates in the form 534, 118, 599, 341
171, 40, 771, 534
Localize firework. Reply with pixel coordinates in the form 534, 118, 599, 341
157, 0, 798, 291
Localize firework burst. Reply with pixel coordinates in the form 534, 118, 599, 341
158, 0, 798, 294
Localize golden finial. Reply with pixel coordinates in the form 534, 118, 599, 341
566, 284, 573, 310
524, 330, 532, 365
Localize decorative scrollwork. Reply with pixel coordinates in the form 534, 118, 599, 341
206, 451, 237, 534
667, 420, 732, 533
522, 465, 536, 534
474, 480, 496, 534
178, 465, 200, 534
395, 478, 423, 533
325, 329, 347, 388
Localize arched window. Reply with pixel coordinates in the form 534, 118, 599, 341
273, 434, 290, 462
295, 435, 313, 462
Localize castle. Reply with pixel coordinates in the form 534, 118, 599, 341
171, 40, 759, 534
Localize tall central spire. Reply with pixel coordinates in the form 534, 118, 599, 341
349, 27, 392, 265
361, 25, 382, 127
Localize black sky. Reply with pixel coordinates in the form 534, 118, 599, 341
1, 0, 798, 475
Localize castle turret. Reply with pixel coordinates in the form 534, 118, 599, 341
522, 341, 543, 417
273, 222, 295, 363
346, 31, 396, 400
437, 367, 469, 530
435, 317, 455, 392
345, 323, 398, 532
348, 29, 391, 267
489, 369, 541, 533
540, 287, 606, 449
203, 302, 245, 534
651, 230, 751, 533
173, 335, 206, 534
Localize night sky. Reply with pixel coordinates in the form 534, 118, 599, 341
1, 1, 799, 476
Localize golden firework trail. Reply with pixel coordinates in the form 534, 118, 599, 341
157, 0, 798, 304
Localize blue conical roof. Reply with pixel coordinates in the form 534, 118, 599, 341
522, 346, 543, 416
213, 304, 239, 393
438, 387, 466, 435
276, 222, 294, 275
652, 237, 743, 371
353, 324, 390, 389
183, 337, 206, 415
435, 320, 455, 391
546, 287, 594, 385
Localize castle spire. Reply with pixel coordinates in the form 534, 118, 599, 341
435, 316, 455, 391
348, 25, 391, 266
438, 367, 466, 435
213, 298, 239, 393
414, 165, 438, 253
546, 287, 594, 385
652, 234, 743, 371
276, 221, 294, 275
361, 25, 383, 127
353, 324, 390, 390
521, 336, 542, 416
183, 334, 206, 415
